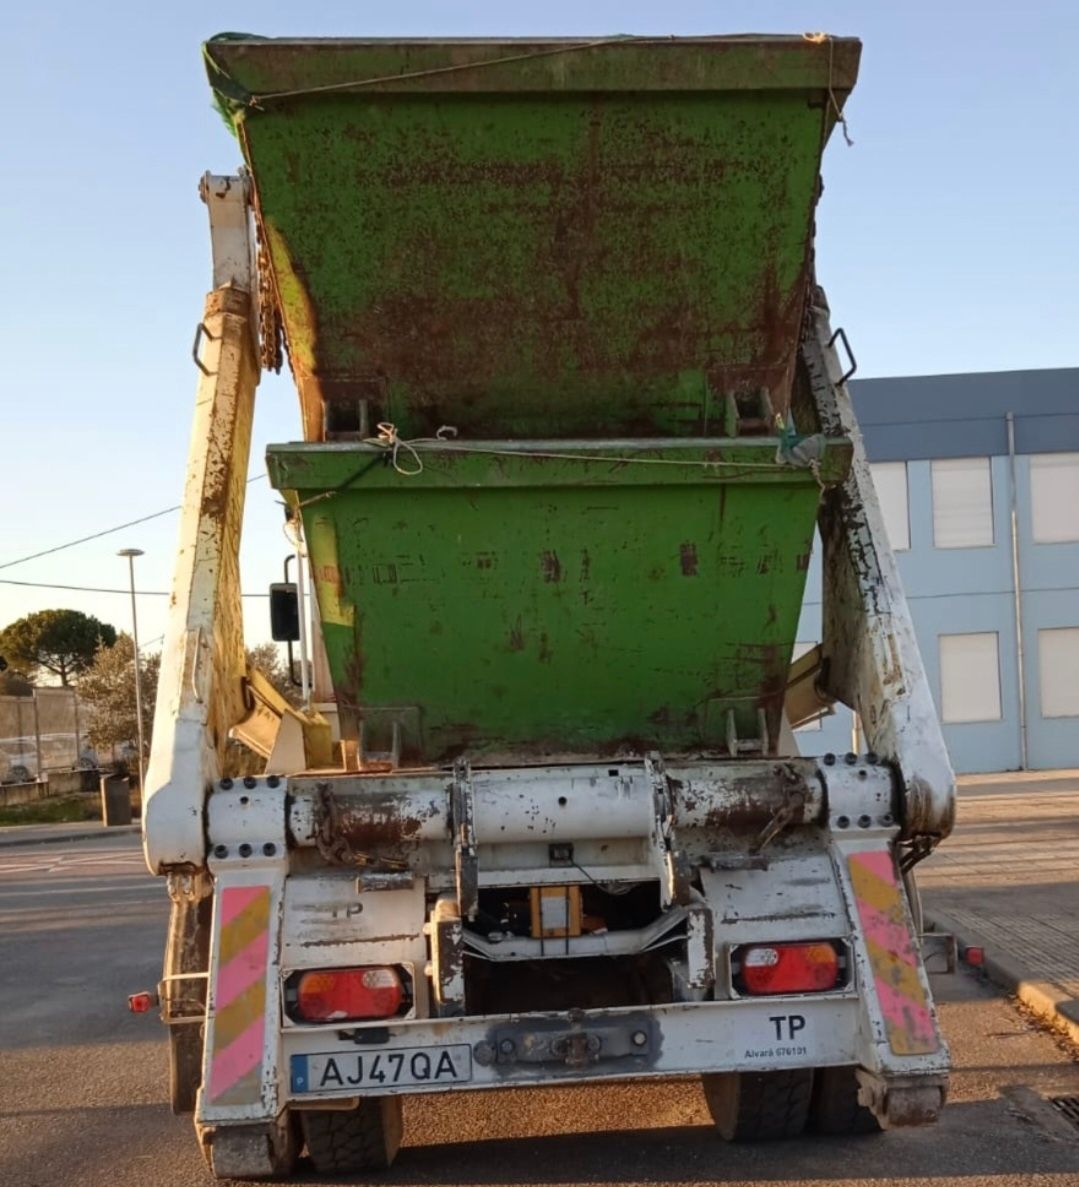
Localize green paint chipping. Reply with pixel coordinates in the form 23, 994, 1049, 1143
216, 35, 863, 762
268, 442, 851, 761
205, 35, 860, 437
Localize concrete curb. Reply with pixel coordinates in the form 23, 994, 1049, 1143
0, 824, 140, 849
925, 906, 1079, 1049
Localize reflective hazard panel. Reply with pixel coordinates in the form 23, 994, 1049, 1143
848, 850, 938, 1056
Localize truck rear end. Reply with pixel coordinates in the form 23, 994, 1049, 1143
142, 34, 956, 1179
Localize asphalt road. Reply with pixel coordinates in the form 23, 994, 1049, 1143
2, 833, 1078, 1187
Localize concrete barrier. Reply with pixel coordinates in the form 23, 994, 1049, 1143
46, 769, 85, 797
0, 780, 49, 809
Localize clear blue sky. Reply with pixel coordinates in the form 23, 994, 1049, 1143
2, 0, 1076, 655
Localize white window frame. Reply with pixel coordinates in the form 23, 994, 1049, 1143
938, 632, 1002, 724
1037, 627, 1079, 719
931, 457, 995, 549
1030, 453, 1079, 544
869, 461, 911, 552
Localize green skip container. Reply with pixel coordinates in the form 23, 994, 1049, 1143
208, 34, 860, 762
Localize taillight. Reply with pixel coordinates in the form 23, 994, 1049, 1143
736, 942, 840, 995
293, 967, 405, 1022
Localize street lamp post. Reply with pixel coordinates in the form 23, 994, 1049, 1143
117, 549, 145, 791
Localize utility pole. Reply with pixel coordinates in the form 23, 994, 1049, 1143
117, 548, 146, 790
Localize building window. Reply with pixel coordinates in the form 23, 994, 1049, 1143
939, 632, 1002, 723
1038, 627, 1079, 718
869, 462, 910, 551
931, 457, 994, 548
1030, 453, 1079, 544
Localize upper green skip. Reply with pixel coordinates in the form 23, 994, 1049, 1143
205, 36, 860, 440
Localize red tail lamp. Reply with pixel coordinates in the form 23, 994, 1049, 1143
737, 942, 840, 995
294, 967, 405, 1022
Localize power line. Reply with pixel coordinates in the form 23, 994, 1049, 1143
0, 577, 269, 598
0, 474, 267, 573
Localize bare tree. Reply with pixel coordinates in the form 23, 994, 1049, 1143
78, 634, 160, 762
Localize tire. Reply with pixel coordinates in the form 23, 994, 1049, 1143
169, 1024, 203, 1115
163, 892, 212, 1113
301, 1097, 404, 1174
702, 1069, 813, 1141
809, 1065, 882, 1135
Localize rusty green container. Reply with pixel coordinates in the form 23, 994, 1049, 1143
206, 35, 859, 438
211, 35, 860, 761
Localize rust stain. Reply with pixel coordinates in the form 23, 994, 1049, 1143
679, 542, 699, 577
508, 618, 525, 652
541, 551, 563, 583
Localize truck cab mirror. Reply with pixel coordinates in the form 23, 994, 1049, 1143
269, 582, 300, 642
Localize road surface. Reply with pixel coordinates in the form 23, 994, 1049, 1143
1, 832, 1078, 1187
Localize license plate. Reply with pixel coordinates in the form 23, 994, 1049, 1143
291, 1044, 473, 1094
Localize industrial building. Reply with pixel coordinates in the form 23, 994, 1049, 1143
798, 368, 1079, 773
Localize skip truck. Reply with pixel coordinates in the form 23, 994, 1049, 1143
139, 33, 957, 1180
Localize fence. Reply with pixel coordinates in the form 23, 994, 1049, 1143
0, 688, 92, 783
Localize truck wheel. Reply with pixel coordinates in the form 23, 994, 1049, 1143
169, 1024, 203, 1114
702, 1070, 813, 1141
301, 1097, 404, 1174
809, 1065, 881, 1135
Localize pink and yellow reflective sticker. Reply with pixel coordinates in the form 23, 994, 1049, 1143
848, 850, 938, 1056
208, 885, 271, 1106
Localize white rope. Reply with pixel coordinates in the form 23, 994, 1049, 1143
802, 32, 854, 147
364, 422, 459, 476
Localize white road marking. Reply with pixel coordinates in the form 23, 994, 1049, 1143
0, 850, 145, 876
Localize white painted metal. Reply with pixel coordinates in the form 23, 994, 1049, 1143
280, 995, 863, 1097
280, 876, 427, 991
199, 173, 257, 294
143, 175, 260, 873
471, 766, 655, 842
810, 293, 957, 843
192, 753, 948, 1139
201, 781, 289, 1126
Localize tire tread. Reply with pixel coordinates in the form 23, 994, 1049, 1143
703, 1069, 813, 1141
302, 1097, 403, 1174
809, 1065, 881, 1136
